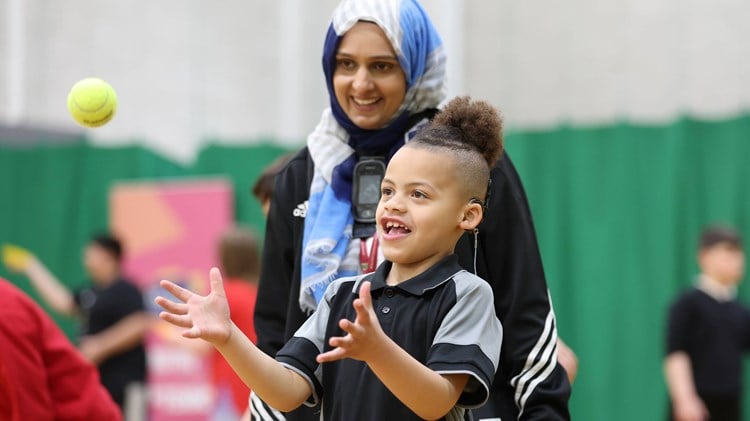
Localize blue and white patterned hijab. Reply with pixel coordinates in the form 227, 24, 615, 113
300, 0, 446, 313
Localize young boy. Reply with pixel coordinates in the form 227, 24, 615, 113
664, 225, 749, 421
156, 97, 504, 420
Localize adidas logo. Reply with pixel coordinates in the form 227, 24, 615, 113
293, 201, 308, 218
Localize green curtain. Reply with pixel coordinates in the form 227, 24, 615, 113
0, 141, 289, 338
505, 115, 750, 420
1, 113, 749, 420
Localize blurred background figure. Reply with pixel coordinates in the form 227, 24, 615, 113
212, 226, 261, 420
665, 226, 749, 421
0, 276, 122, 421
157, 225, 261, 420
252, 153, 295, 217
1, 234, 148, 412
558, 339, 579, 384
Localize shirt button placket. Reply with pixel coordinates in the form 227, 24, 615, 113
378, 288, 395, 331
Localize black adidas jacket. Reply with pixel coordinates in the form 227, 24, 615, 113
255, 147, 571, 420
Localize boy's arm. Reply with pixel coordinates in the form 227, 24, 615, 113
156, 268, 311, 412
317, 282, 469, 420
664, 352, 707, 421
215, 323, 312, 412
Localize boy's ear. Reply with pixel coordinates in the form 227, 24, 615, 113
460, 201, 484, 231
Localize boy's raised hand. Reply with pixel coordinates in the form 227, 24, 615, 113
155, 267, 232, 345
317, 281, 387, 364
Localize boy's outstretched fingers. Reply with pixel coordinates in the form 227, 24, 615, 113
153, 267, 233, 343
158, 309, 194, 329
159, 279, 194, 303
209, 267, 226, 297
316, 281, 378, 364
155, 282, 192, 329
155, 293, 187, 315
352, 281, 373, 323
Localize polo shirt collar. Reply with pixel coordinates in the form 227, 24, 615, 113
696, 273, 737, 302
368, 254, 463, 296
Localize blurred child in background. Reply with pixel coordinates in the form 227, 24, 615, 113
252, 153, 294, 217
665, 225, 749, 421
212, 226, 261, 419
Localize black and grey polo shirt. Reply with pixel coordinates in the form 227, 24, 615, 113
276, 254, 503, 421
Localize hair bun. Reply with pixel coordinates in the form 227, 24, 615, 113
432, 96, 503, 167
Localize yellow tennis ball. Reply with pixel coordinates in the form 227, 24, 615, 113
67, 77, 118, 128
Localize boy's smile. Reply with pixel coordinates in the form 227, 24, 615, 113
376, 146, 476, 282
380, 216, 412, 241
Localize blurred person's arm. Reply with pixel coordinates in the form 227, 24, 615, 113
2, 245, 77, 316
664, 352, 707, 421
79, 312, 151, 365
556, 339, 578, 384
665, 293, 706, 421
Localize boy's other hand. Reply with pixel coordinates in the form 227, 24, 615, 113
317, 281, 387, 364
155, 267, 232, 345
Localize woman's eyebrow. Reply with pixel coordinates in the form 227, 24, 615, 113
335, 52, 398, 61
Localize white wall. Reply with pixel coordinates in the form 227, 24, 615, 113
1, 0, 748, 162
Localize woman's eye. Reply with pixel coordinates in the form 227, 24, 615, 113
373, 62, 394, 72
337, 59, 355, 70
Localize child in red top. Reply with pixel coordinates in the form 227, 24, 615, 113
212, 227, 260, 416
0, 277, 121, 421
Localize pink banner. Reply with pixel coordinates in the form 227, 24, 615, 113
110, 178, 233, 421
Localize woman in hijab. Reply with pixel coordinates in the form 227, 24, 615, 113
253, 1, 571, 420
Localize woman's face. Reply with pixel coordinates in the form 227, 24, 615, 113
333, 22, 407, 130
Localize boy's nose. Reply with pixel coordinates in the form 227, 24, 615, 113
383, 196, 405, 213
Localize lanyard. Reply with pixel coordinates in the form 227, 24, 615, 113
359, 235, 379, 274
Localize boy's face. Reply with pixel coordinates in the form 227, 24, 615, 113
699, 242, 745, 286
376, 147, 476, 273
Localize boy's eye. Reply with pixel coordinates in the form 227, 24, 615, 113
411, 190, 427, 199
381, 187, 393, 196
